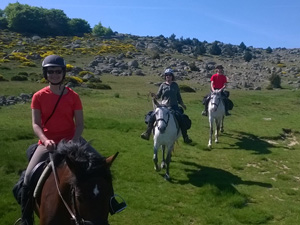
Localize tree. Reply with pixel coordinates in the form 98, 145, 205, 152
209, 41, 221, 55
169, 33, 176, 41
44, 9, 70, 36
4, 3, 46, 34
4, 3, 69, 36
222, 44, 237, 57
266, 46, 273, 54
68, 18, 91, 36
0, 9, 8, 29
92, 22, 113, 37
243, 50, 253, 62
193, 42, 206, 56
239, 42, 247, 51
170, 40, 183, 53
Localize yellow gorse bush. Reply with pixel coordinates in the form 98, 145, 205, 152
11, 52, 30, 62
96, 40, 136, 55
277, 63, 286, 68
66, 64, 74, 71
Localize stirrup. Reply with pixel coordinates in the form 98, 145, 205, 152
110, 194, 127, 215
201, 111, 207, 116
184, 136, 192, 144
14, 218, 21, 225
140, 132, 150, 140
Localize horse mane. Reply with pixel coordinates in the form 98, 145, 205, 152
52, 140, 112, 183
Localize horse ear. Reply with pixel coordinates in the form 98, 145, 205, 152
106, 152, 119, 167
152, 98, 160, 107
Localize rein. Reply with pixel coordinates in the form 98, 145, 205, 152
211, 93, 222, 109
156, 107, 170, 127
49, 153, 109, 225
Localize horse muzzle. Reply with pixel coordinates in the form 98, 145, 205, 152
158, 125, 166, 133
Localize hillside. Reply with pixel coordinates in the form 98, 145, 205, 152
1, 29, 300, 94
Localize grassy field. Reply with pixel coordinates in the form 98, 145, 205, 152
1, 75, 300, 225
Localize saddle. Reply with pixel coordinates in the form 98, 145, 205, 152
12, 144, 53, 205
12, 160, 47, 204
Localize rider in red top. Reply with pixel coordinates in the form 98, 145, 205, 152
19, 55, 126, 225
202, 65, 231, 116
31, 86, 82, 145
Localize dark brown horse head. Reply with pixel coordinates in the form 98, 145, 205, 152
39, 141, 118, 225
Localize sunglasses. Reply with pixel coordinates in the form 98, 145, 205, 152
47, 70, 63, 74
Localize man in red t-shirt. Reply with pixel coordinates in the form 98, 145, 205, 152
202, 65, 231, 116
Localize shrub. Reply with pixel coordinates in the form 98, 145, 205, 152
189, 62, 199, 72
18, 72, 29, 76
0, 74, 8, 81
66, 64, 74, 71
79, 71, 93, 77
65, 76, 83, 84
0, 59, 10, 63
244, 51, 253, 62
0, 65, 11, 70
179, 85, 196, 93
11, 75, 28, 81
22, 62, 36, 67
277, 63, 286, 68
86, 83, 111, 90
268, 72, 281, 89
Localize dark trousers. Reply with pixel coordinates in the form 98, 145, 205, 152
146, 107, 188, 138
204, 92, 230, 112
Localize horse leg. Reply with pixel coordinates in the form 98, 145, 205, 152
208, 117, 213, 148
161, 145, 166, 169
220, 116, 224, 133
164, 145, 173, 180
215, 119, 220, 143
153, 146, 160, 171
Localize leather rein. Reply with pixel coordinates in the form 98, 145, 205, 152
49, 153, 109, 225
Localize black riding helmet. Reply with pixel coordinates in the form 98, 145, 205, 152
42, 55, 66, 81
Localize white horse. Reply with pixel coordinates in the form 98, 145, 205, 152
152, 99, 181, 180
208, 90, 225, 148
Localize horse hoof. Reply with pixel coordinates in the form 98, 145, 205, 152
154, 165, 160, 171
164, 174, 170, 180
161, 162, 166, 169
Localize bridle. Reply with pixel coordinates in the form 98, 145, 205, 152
49, 153, 109, 225
155, 106, 170, 128
210, 92, 222, 110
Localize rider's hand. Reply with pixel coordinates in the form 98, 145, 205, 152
44, 139, 56, 152
150, 92, 156, 98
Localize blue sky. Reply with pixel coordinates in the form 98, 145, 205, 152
1, 0, 299, 49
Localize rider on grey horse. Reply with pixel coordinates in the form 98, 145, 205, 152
141, 68, 192, 144
202, 65, 231, 116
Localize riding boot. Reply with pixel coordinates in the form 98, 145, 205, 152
20, 184, 34, 225
141, 115, 155, 140
201, 100, 209, 116
181, 125, 192, 144
110, 197, 127, 215
224, 99, 231, 116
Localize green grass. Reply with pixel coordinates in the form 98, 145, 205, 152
1, 75, 300, 224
